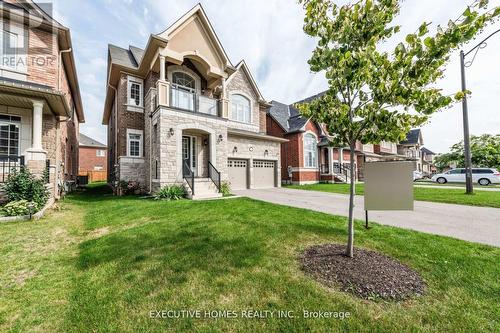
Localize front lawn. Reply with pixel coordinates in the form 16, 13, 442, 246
0, 184, 498, 332
286, 183, 500, 208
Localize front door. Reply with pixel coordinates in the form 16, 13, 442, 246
182, 136, 197, 176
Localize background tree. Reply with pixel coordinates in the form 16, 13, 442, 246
297, 0, 499, 257
435, 134, 500, 171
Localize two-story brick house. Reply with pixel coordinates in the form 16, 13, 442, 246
267, 94, 397, 184
0, 0, 84, 198
103, 4, 286, 199
398, 128, 424, 172
78, 133, 106, 182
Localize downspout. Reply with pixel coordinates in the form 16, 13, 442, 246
58, 48, 72, 90
148, 110, 153, 194
108, 84, 118, 183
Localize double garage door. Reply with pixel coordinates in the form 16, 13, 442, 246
228, 159, 276, 190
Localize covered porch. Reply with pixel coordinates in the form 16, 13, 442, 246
0, 78, 74, 197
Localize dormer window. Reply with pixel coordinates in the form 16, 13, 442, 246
230, 94, 251, 123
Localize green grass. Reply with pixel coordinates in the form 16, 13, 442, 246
0, 184, 498, 332
285, 183, 500, 208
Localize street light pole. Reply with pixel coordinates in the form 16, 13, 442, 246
459, 28, 500, 195
459, 50, 474, 194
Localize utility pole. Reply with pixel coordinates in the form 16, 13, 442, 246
459, 28, 500, 194
459, 50, 474, 194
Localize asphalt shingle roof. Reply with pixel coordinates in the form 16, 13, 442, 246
400, 129, 421, 145
108, 44, 141, 68
421, 147, 435, 155
79, 133, 106, 148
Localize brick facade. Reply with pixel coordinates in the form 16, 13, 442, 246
79, 147, 107, 172
0, 3, 83, 198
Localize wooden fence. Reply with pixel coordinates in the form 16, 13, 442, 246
78, 170, 107, 183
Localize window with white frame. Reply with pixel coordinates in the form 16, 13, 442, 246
304, 133, 317, 168
96, 149, 105, 157
0, 114, 20, 156
1, 30, 18, 69
230, 94, 251, 123
127, 130, 143, 157
127, 77, 143, 108
94, 165, 104, 171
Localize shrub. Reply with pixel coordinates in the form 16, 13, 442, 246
4, 168, 48, 211
3, 200, 36, 216
220, 181, 231, 196
154, 185, 186, 200
119, 180, 140, 195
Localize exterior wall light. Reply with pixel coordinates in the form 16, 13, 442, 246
249, 146, 254, 152
233, 146, 238, 153
218, 134, 223, 143
203, 138, 209, 146
169, 128, 174, 136
264, 149, 269, 156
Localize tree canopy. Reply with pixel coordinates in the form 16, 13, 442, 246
297, 0, 499, 257
434, 134, 500, 171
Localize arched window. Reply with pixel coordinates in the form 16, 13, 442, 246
172, 72, 195, 90
171, 71, 196, 110
304, 133, 317, 168
230, 94, 251, 123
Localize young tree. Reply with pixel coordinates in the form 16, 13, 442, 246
435, 134, 500, 171
297, 0, 499, 257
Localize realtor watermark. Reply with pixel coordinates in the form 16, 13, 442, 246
0, 2, 57, 69
149, 309, 351, 320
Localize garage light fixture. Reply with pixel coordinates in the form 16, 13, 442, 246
233, 146, 238, 153
169, 128, 174, 136
264, 149, 269, 156
218, 134, 223, 143
249, 146, 254, 152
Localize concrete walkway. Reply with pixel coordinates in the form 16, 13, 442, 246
234, 188, 500, 247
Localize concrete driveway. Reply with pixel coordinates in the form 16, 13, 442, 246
234, 188, 500, 247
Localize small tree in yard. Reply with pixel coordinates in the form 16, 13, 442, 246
297, 0, 499, 257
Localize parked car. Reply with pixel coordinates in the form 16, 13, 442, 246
413, 170, 424, 181
431, 168, 500, 186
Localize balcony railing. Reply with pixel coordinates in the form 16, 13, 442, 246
169, 84, 218, 116
0, 155, 24, 182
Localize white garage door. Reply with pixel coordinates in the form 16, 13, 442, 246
253, 160, 276, 188
228, 159, 248, 190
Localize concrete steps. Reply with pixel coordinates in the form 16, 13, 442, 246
185, 178, 222, 200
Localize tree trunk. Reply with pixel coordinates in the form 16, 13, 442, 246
346, 142, 356, 258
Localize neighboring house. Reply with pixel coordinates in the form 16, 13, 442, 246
0, 0, 84, 198
398, 129, 424, 172
102, 4, 286, 198
267, 92, 403, 184
420, 147, 437, 175
78, 133, 107, 182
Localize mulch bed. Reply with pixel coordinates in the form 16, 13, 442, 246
300, 244, 426, 301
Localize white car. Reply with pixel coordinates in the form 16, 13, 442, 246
413, 170, 424, 181
431, 168, 500, 186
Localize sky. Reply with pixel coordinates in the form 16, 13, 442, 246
49, 0, 500, 154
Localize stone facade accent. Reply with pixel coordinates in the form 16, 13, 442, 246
226, 68, 260, 133
227, 134, 282, 188
118, 157, 146, 186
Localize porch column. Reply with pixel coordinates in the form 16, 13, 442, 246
221, 78, 229, 118
339, 148, 343, 165
32, 100, 43, 150
159, 55, 166, 81
328, 147, 333, 174
26, 100, 47, 161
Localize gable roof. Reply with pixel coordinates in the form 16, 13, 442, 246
227, 60, 267, 104
268, 101, 310, 133
400, 129, 422, 145
79, 133, 106, 148
157, 3, 232, 68
421, 147, 435, 155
